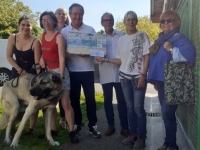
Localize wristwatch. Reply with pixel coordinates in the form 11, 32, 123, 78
169, 48, 173, 54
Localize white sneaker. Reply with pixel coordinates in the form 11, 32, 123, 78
89, 125, 101, 138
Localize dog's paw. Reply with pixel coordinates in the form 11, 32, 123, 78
4, 138, 11, 144
10, 141, 19, 148
49, 141, 60, 146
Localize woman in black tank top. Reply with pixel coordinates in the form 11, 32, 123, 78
11, 36, 37, 78
6, 15, 42, 79
6, 15, 42, 133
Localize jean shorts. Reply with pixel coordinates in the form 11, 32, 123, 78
51, 67, 70, 90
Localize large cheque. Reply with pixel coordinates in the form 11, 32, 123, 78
67, 31, 106, 56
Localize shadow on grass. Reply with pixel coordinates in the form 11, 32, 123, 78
0, 93, 104, 150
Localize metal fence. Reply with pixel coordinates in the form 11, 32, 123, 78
176, 0, 200, 149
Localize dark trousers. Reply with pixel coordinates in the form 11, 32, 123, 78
102, 82, 128, 130
70, 71, 97, 127
155, 81, 178, 148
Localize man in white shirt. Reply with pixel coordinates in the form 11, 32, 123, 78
95, 12, 129, 136
61, 3, 101, 138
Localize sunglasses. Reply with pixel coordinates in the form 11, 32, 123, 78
160, 18, 175, 24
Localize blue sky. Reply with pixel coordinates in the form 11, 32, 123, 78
21, 0, 150, 32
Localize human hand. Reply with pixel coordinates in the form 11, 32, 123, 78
137, 75, 146, 88
163, 42, 172, 52
78, 54, 89, 57
95, 56, 104, 62
65, 51, 70, 58
19, 69, 27, 75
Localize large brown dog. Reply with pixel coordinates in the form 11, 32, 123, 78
0, 71, 63, 147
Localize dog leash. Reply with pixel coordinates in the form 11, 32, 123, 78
11, 69, 23, 87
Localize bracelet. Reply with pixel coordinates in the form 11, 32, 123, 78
17, 69, 23, 74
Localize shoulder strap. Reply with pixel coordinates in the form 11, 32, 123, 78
168, 33, 184, 43
30, 38, 36, 49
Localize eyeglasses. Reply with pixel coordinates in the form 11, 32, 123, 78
160, 18, 175, 24
102, 19, 113, 23
41, 19, 53, 23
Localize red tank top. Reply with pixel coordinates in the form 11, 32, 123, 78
41, 32, 60, 69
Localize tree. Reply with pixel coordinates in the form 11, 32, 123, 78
0, 0, 41, 39
97, 30, 104, 34
115, 16, 160, 41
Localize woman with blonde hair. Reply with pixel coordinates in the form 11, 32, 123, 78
55, 8, 70, 129
148, 10, 196, 150
55, 8, 69, 31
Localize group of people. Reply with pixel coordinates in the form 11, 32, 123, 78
6, 2, 196, 150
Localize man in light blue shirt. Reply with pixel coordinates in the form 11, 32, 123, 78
95, 12, 129, 136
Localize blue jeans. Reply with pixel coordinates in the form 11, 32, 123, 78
102, 82, 128, 130
155, 81, 178, 148
120, 78, 147, 138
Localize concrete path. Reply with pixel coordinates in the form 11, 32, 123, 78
60, 83, 191, 150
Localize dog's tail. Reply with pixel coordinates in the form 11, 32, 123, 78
0, 111, 9, 128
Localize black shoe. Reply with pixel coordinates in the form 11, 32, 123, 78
89, 125, 101, 138
25, 128, 35, 136
38, 130, 58, 139
69, 131, 79, 143
74, 124, 82, 134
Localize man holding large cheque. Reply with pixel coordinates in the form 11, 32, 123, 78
61, 3, 101, 138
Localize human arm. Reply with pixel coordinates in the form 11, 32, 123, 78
6, 34, 23, 74
57, 34, 66, 78
164, 38, 196, 65
39, 55, 46, 68
137, 54, 149, 88
95, 36, 122, 65
137, 32, 150, 88
39, 33, 46, 69
32, 39, 42, 74
95, 56, 121, 65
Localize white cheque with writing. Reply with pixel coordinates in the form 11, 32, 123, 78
67, 31, 106, 55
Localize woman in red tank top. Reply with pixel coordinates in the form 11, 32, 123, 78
39, 11, 79, 143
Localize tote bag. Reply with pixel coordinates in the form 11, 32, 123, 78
164, 61, 195, 105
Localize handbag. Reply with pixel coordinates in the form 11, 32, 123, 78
164, 61, 195, 105
164, 33, 195, 105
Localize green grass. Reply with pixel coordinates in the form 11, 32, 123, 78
0, 93, 104, 150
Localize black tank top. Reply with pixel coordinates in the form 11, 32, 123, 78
11, 35, 36, 78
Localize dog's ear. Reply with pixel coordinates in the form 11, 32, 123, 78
52, 75, 61, 83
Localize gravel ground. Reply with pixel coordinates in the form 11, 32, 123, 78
60, 103, 133, 150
